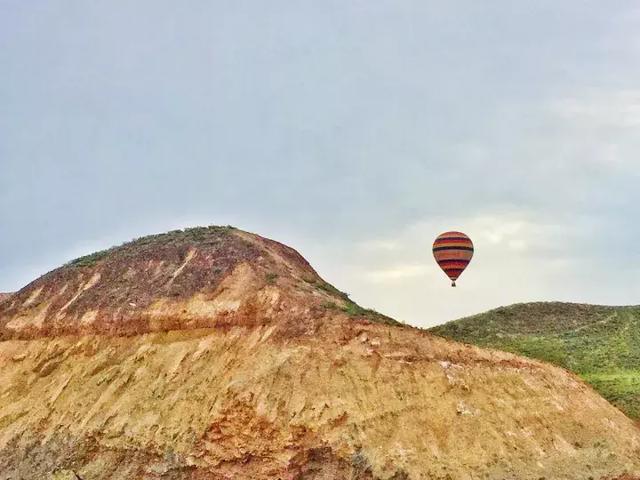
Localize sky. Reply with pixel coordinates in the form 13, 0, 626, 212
1, 1, 639, 327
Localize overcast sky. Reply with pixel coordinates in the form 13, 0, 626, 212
1, 1, 639, 327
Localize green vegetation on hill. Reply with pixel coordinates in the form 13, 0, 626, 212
67, 226, 237, 267
303, 277, 400, 326
430, 302, 640, 419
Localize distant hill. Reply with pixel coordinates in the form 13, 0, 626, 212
430, 302, 640, 419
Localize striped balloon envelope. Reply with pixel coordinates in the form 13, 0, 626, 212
432, 231, 474, 287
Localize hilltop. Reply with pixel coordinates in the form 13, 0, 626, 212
0, 226, 394, 341
430, 302, 640, 418
1, 228, 639, 479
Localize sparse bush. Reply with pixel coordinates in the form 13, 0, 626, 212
322, 301, 339, 310
67, 250, 111, 267
265, 273, 278, 285
390, 470, 410, 480
66, 225, 238, 268
351, 449, 372, 473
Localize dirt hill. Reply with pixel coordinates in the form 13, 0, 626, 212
1, 227, 640, 479
430, 302, 640, 419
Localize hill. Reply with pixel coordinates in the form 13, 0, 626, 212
0, 226, 395, 341
1, 228, 639, 479
430, 302, 640, 419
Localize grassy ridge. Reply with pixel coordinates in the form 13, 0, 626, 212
430, 302, 640, 418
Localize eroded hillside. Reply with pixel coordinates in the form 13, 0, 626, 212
0, 227, 639, 480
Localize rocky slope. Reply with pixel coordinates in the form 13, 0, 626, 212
1, 227, 640, 480
430, 302, 640, 419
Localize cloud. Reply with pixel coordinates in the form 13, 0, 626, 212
364, 264, 430, 283
357, 240, 401, 253
551, 89, 640, 129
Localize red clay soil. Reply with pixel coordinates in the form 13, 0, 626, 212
0, 227, 352, 339
0, 227, 399, 342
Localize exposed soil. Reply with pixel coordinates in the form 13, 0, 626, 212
0, 227, 639, 479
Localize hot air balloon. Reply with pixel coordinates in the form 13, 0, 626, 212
433, 231, 474, 287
